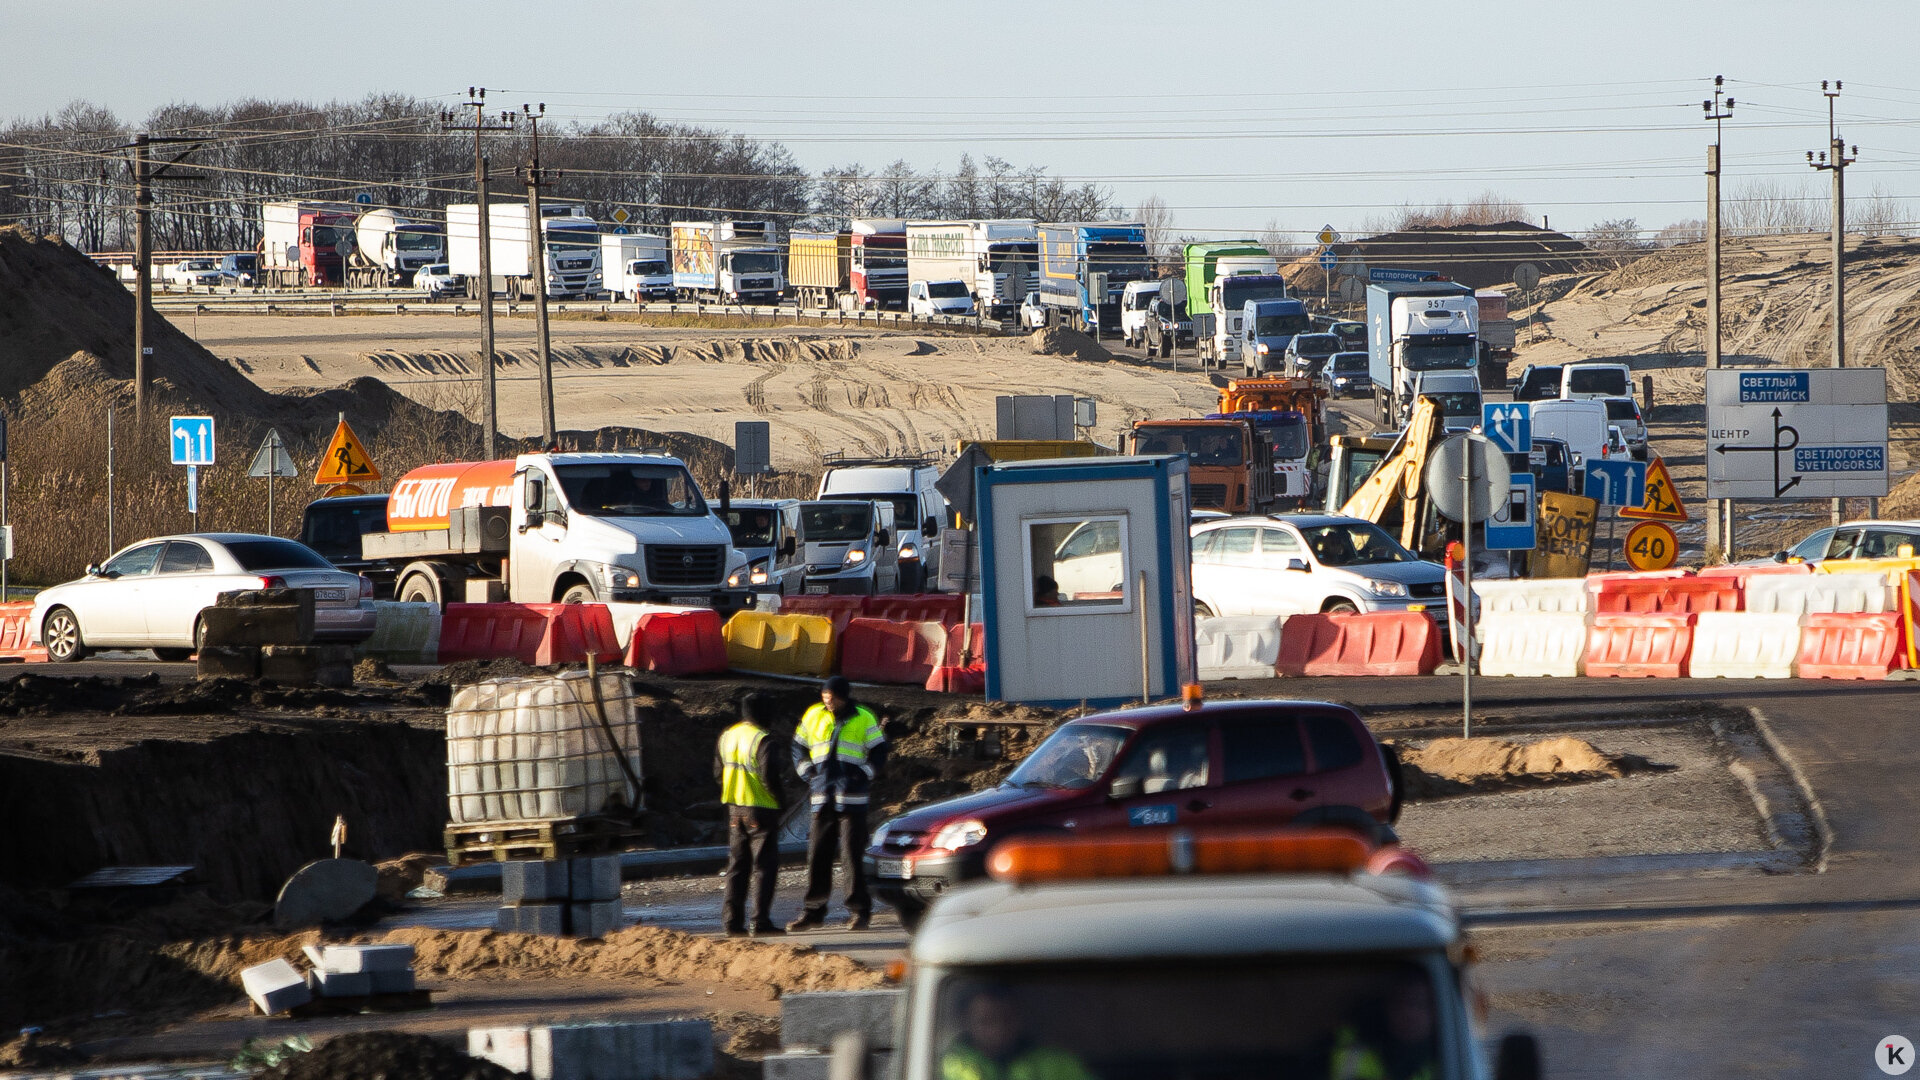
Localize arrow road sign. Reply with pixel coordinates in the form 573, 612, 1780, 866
1481, 402, 1531, 455
1318, 248, 1337, 271
1485, 473, 1537, 551
170, 415, 215, 465
1706, 368, 1888, 500
1584, 459, 1649, 509
248, 429, 298, 478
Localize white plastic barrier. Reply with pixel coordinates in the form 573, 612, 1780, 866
1194, 615, 1284, 680
355, 601, 441, 664
1744, 572, 1893, 616
1471, 578, 1591, 616
1475, 612, 1588, 677
1689, 612, 1802, 678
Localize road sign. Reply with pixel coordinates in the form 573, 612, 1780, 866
355, 191, 373, 205
0, 413, 9, 462
612, 225, 630, 235
1480, 402, 1531, 455
1368, 267, 1443, 284
1427, 433, 1512, 524
1317, 224, 1340, 246
1163, 277, 1187, 305
187, 465, 198, 515
1705, 368, 1889, 499
1619, 456, 1688, 521
611, 207, 631, 224
1535, 491, 1599, 577
1584, 459, 1649, 508
1318, 248, 1337, 271
1486, 473, 1537, 551
315, 420, 379, 485
1512, 262, 1541, 292
248, 429, 298, 478
1623, 521, 1679, 571
335, 236, 355, 258
170, 415, 215, 465
1337, 277, 1366, 303
734, 420, 771, 476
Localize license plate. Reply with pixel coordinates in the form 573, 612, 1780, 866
316, 589, 347, 602
805, 584, 830, 595
668, 596, 711, 606
875, 858, 911, 879
1129, 805, 1178, 827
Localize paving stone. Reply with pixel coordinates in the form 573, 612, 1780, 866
780, 990, 904, 1050
241, 959, 311, 1015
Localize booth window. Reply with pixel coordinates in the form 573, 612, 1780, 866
1025, 515, 1130, 613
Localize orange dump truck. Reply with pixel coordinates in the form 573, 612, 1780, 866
1127, 418, 1273, 513
1214, 377, 1328, 506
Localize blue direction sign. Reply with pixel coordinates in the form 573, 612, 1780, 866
355, 191, 373, 205
1481, 402, 1531, 455
1584, 459, 1648, 508
1367, 267, 1444, 283
169, 415, 215, 466
1485, 473, 1537, 550
1318, 247, 1337, 271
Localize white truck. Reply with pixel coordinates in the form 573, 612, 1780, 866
346, 208, 445, 288
817, 459, 947, 593
670, 220, 785, 304
447, 201, 604, 300
1365, 280, 1480, 429
905, 219, 1038, 320
601, 232, 673, 301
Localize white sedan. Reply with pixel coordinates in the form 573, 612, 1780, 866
166, 258, 223, 287
32, 533, 377, 662
1019, 291, 1049, 330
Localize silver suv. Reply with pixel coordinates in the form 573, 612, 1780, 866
1189, 514, 1447, 619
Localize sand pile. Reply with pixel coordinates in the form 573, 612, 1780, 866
1029, 326, 1113, 363
1881, 468, 1920, 520
1394, 735, 1659, 799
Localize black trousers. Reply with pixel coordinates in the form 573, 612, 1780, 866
722, 805, 782, 930
802, 805, 870, 919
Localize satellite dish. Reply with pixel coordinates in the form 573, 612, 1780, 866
1513, 262, 1541, 292
1426, 434, 1512, 524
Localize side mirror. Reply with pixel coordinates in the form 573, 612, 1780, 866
1772, 550, 1788, 563
783, 535, 798, 557
1287, 558, 1309, 572
85, 563, 101, 577
1493, 1032, 1542, 1080
1108, 776, 1143, 801
923, 515, 940, 536
875, 529, 891, 547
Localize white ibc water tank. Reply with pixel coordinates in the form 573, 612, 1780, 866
446, 670, 644, 824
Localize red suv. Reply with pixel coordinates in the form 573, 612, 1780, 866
865, 698, 1402, 929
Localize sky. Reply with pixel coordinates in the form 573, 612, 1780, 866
9, 0, 1920, 241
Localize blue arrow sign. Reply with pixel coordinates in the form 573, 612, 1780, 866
355, 191, 373, 205
169, 415, 215, 466
1485, 474, 1536, 550
1481, 402, 1531, 455
1318, 247, 1337, 271
1584, 459, 1648, 508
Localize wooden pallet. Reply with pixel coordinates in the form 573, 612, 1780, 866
443, 816, 645, 867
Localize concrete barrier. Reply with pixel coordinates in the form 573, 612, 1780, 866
355, 601, 441, 664
1470, 578, 1590, 616
1744, 572, 1893, 616
1689, 612, 1802, 678
1194, 615, 1285, 680
1475, 612, 1588, 677
470, 1020, 715, 1080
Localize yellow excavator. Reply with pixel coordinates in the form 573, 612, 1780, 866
1336, 395, 1451, 558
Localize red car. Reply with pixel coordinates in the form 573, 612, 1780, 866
865, 698, 1402, 930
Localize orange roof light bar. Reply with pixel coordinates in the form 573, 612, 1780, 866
988, 828, 1373, 885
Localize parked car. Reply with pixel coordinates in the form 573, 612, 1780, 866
1189, 513, 1448, 620
1319, 351, 1373, 398
864, 696, 1400, 929
797, 500, 899, 595
909, 279, 976, 318
1019, 291, 1048, 330
298, 494, 395, 596
1283, 333, 1342, 378
1601, 396, 1648, 459
416, 263, 465, 298
1511, 363, 1563, 402
166, 258, 222, 287
722, 499, 806, 597
216, 253, 257, 286
31, 534, 377, 662
1760, 520, 1920, 565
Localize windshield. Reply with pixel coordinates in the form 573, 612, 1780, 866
825, 493, 918, 531
725, 508, 778, 548
1569, 368, 1629, 396
929, 281, 970, 298
1004, 723, 1130, 789
547, 231, 598, 255
1254, 312, 1311, 336
865, 252, 906, 270
1262, 418, 1310, 461
932, 960, 1443, 1078
731, 252, 781, 274
1088, 241, 1149, 279
554, 463, 707, 517
634, 260, 669, 276
224, 538, 334, 571
1332, 321, 1366, 346
1293, 334, 1340, 357
185, 259, 216, 270
311, 226, 341, 248
230, 255, 257, 272
396, 231, 441, 252
1428, 391, 1480, 417
1134, 426, 1244, 467
1333, 353, 1368, 372
1301, 522, 1417, 566
1220, 280, 1286, 310
1400, 340, 1476, 371
802, 502, 873, 542
301, 501, 389, 560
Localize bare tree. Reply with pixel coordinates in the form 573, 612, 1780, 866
1585, 218, 1650, 268
1137, 194, 1174, 262
1849, 184, 1907, 238
1653, 219, 1706, 246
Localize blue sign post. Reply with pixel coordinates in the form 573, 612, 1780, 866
1485, 473, 1537, 551
1480, 402, 1531, 455
1584, 460, 1648, 508
169, 416, 215, 466
1318, 248, 1337, 271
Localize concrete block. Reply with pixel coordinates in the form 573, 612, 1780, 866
780, 990, 904, 1051
201, 604, 314, 647
321, 943, 415, 973
368, 968, 416, 994
471, 1027, 533, 1075
259, 644, 321, 685
196, 644, 259, 679
302, 944, 327, 968
763, 1050, 891, 1080
503, 860, 572, 904
532, 1019, 715, 1080
569, 855, 622, 901
465, 578, 510, 604
241, 959, 312, 1015
307, 967, 372, 998
569, 899, 624, 939
496, 901, 567, 936
315, 662, 354, 689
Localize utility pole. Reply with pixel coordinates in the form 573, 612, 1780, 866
123, 133, 202, 425
1703, 77, 1734, 561
522, 103, 558, 446
1808, 80, 1858, 525
441, 89, 516, 460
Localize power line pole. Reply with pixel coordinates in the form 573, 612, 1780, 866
1703, 77, 1734, 562
1808, 80, 1858, 525
442, 89, 516, 460
522, 103, 558, 447
122, 134, 204, 425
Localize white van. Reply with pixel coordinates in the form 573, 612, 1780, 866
1560, 362, 1633, 401
817, 461, 948, 592
1529, 399, 1610, 483
1120, 280, 1161, 348
909, 280, 976, 318
1411, 371, 1482, 433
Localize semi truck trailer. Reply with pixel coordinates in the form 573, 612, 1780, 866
1366, 279, 1479, 429
671, 220, 785, 304
447, 201, 604, 299
906, 219, 1037, 320
261, 201, 358, 287
1037, 222, 1151, 333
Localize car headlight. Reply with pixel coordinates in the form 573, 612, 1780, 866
899, 543, 918, 561
845, 548, 867, 564
750, 566, 769, 585
931, 819, 987, 851
1367, 579, 1409, 598
727, 571, 743, 587
1257, 343, 1269, 354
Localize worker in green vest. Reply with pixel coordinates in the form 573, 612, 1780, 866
714, 692, 785, 937
941, 984, 1093, 1080
1326, 976, 1439, 1080
788, 675, 887, 931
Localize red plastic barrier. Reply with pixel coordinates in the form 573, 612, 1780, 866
535, 603, 623, 666
1698, 562, 1813, 579
1594, 577, 1741, 615
438, 603, 551, 664
864, 594, 965, 627
840, 618, 947, 685
1274, 612, 1440, 677
926, 623, 987, 694
926, 665, 986, 694
626, 609, 728, 675
0, 602, 47, 662
1797, 612, 1899, 680
1584, 613, 1694, 678
775, 595, 869, 638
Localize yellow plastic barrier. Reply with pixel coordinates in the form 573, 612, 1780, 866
721, 611, 838, 676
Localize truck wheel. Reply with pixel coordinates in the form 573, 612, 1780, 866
560, 583, 597, 604
397, 571, 443, 606
1324, 599, 1360, 614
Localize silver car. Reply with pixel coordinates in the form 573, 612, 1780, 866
1189, 514, 1448, 619
32, 533, 376, 662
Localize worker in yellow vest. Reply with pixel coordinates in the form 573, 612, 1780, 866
941, 984, 1092, 1080
788, 676, 887, 931
1326, 977, 1439, 1080
714, 693, 785, 937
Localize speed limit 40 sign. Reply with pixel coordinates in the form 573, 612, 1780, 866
1624, 520, 1678, 572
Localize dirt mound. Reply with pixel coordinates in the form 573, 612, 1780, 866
1394, 735, 1664, 799
677, 336, 860, 365
256, 1031, 517, 1080
375, 852, 444, 900
1882, 468, 1920, 520
1029, 326, 1113, 363
1285, 221, 1586, 293
0, 1030, 89, 1069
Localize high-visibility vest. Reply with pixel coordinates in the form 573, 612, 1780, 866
718, 721, 778, 809
1327, 1026, 1435, 1080
796, 704, 884, 773
941, 1043, 1094, 1080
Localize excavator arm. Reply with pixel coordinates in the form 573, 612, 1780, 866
1337, 396, 1446, 553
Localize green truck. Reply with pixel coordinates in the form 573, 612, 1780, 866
1183, 241, 1280, 366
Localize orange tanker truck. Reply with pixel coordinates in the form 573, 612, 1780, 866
1127, 417, 1273, 513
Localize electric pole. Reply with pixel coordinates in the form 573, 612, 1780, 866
122, 133, 203, 425
1808, 80, 1858, 525
522, 103, 558, 447
1703, 77, 1734, 561
441, 89, 515, 460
